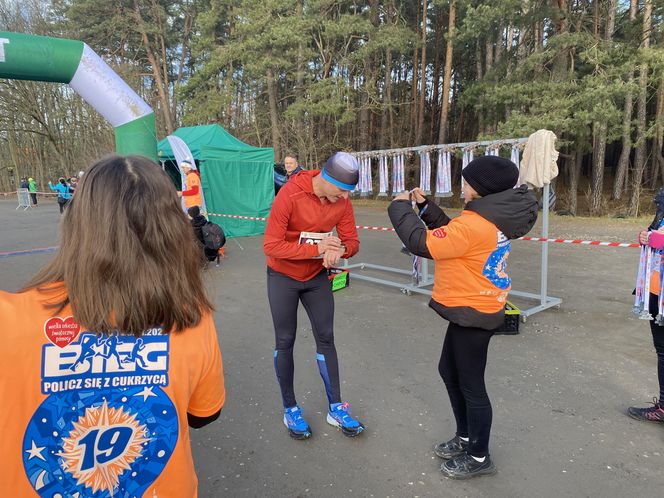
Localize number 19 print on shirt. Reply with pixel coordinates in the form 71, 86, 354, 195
23, 320, 178, 498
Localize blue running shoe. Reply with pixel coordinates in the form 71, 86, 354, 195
283, 406, 312, 440
327, 402, 365, 437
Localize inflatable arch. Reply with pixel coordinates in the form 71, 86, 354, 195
0, 31, 156, 160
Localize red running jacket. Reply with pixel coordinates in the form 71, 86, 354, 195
263, 170, 360, 281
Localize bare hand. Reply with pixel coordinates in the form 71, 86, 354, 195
639, 230, 650, 245
393, 192, 410, 201
322, 248, 343, 268
410, 188, 427, 203
318, 235, 342, 255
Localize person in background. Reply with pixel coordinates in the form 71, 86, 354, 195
28, 177, 38, 206
48, 177, 72, 214
284, 153, 302, 178
19, 177, 29, 189
188, 205, 226, 266
0, 155, 225, 497
630, 191, 664, 424
180, 161, 203, 210
274, 152, 303, 194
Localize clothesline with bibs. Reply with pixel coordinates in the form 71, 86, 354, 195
351, 138, 527, 198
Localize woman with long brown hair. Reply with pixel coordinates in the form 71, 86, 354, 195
0, 155, 225, 497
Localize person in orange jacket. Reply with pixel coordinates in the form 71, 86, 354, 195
180, 160, 203, 210
263, 151, 364, 439
388, 156, 538, 479
1, 155, 224, 497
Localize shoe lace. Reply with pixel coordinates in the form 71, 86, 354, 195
334, 402, 353, 422
454, 453, 476, 471
288, 408, 304, 425
450, 436, 466, 449
644, 397, 664, 418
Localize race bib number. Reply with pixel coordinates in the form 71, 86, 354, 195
299, 231, 332, 259
23, 325, 178, 497
298, 231, 333, 246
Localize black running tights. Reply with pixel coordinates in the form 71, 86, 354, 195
438, 322, 495, 457
267, 267, 341, 408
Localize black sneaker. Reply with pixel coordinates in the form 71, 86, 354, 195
434, 436, 469, 459
627, 398, 664, 423
440, 453, 497, 479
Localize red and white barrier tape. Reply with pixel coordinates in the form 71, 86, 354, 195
209, 213, 264, 221
356, 225, 396, 232
209, 213, 640, 249
519, 236, 639, 248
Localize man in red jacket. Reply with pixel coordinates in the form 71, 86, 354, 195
264, 152, 364, 439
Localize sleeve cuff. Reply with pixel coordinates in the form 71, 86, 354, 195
187, 395, 225, 418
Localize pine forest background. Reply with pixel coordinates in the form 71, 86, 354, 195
0, 0, 663, 216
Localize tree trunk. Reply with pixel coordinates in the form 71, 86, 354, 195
296, 0, 305, 92
628, 0, 653, 216
551, 0, 569, 83
589, 0, 613, 214
437, 0, 456, 144
224, 9, 236, 124
516, 1, 529, 68
534, 21, 542, 51
505, 24, 514, 77
266, 68, 281, 160
294, 0, 305, 155
655, 77, 664, 186
173, 5, 194, 122
614, 77, 635, 199
568, 148, 583, 216
409, 2, 421, 146
359, 72, 370, 150
133, 0, 174, 134
613, 0, 638, 200
382, 49, 394, 148
430, 7, 443, 143
495, 27, 504, 63
590, 123, 607, 215
605, 0, 616, 40
416, 0, 428, 146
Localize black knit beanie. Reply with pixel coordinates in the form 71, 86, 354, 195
187, 205, 200, 218
461, 156, 519, 197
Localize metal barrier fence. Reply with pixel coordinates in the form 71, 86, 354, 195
16, 188, 31, 210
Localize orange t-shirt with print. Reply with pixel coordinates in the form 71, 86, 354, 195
425, 210, 511, 313
0, 286, 224, 498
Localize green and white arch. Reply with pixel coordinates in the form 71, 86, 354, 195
0, 31, 156, 160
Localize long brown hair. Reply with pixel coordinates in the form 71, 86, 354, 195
22, 155, 213, 335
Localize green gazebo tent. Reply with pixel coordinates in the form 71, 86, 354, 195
157, 125, 274, 237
